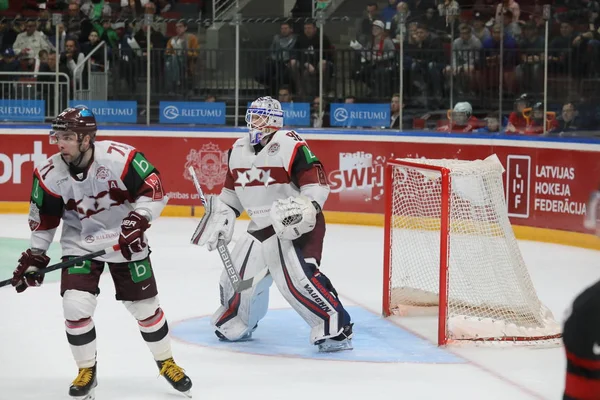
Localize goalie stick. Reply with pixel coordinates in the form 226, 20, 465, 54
188, 166, 269, 293
0, 244, 120, 289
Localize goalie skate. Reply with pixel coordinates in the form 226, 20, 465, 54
69, 364, 97, 400
157, 358, 193, 398
316, 324, 354, 353
214, 324, 258, 342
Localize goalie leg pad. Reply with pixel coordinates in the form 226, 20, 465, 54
262, 236, 352, 345
211, 233, 273, 341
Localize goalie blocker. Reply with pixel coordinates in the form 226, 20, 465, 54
191, 96, 353, 352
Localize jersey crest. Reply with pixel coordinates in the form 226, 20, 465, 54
184, 142, 228, 190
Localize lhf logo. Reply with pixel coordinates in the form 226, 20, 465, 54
506, 155, 531, 218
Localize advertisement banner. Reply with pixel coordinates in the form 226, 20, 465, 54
0, 131, 598, 234
69, 100, 138, 123
159, 102, 226, 125
0, 100, 45, 122
329, 103, 389, 127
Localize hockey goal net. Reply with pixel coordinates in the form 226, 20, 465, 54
382, 155, 562, 346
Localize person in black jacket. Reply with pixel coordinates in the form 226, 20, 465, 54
289, 20, 334, 97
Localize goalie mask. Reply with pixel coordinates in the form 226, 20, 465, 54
450, 102, 472, 126
245, 96, 284, 145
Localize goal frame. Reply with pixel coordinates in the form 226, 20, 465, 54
382, 159, 451, 346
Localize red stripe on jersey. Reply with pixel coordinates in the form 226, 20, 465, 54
287, 142, 304, 175
34, 170, 61, 198
564, 372, 600, 400
120, 150, 138, 181
231, 167, 290, 188
297, 164, 328, 187
567, 350, 600, 370
224, 168, 236, 191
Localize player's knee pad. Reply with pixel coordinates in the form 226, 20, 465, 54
63, 289, 98, 321
123, 296, 160, 321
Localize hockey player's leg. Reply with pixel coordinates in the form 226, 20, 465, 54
211, 233, 272, 341
563, 280, 600, 400
110, 257, 192, 397
262, 228, 352, 352
61, 259, 104, 399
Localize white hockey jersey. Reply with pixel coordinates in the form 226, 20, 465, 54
219, 130, 330, 233
28, 140, 168, 263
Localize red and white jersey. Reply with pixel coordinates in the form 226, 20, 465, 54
219, 130, 330, 233
28, 140, 167, 263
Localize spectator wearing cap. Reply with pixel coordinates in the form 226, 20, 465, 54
516, 22, 544, 92
0, 48, 20, 80
0, 48, 21, 99
12, 19, 52, 62
352, 20, 396, 98
471, 12, 491, 42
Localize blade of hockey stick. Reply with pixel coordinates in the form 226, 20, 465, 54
0, 244, 120, 289
188, 166, 269, 293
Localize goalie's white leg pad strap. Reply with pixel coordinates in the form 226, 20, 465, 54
210, 234, 272, 341
262, 236, 350, 344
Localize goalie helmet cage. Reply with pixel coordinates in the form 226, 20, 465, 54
382, 156, 562, 346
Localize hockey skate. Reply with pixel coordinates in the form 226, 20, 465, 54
315, 324, 354, 353
157, 357, 193, 398
69, 364, 97, 400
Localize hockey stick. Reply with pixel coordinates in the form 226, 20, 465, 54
188, 166, 269, 293
0, 244, 120, 289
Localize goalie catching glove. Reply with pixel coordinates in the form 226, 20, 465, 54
270, 196, 318, 241
191, 195, 236, 251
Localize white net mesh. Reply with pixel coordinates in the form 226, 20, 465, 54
386, 155, 561, 344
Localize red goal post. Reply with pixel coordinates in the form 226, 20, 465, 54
382, 156, 562, 346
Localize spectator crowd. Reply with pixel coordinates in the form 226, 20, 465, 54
0, 0, 599, 134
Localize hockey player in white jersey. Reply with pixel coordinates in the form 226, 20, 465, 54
10, 107, 192, 399
192, 96, 353, 352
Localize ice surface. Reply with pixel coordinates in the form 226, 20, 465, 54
0, 214, 598, 400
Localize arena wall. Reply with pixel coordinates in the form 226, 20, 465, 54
1, 126, 598, 250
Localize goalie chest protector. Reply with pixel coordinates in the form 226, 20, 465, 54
227, 130, 306, 231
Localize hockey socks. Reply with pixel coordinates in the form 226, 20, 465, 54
138, 308, 173, 361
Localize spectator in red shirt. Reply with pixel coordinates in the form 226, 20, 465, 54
506, 93, 531, 134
